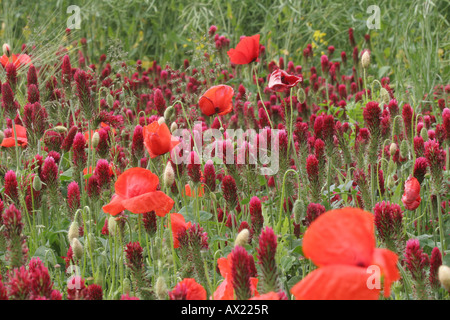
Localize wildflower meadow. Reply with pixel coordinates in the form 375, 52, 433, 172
0, 0, 449, 306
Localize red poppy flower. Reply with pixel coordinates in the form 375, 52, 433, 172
143, 121, 180, 158
227, 34, 260, 65
290, 207, 400, 300
199, 85, 234, 116
83, 123, 115, 149
267, 68, 302, 92
1, 125, 27, 148
184, 183, 205, 197
169, 278, 206, 300
401, 176, 421, 210
213, 252, 259, 300
250, 292, 283, 300
0, 54, 32, 69
170, 213, 192, 249
102, 167, 174, 217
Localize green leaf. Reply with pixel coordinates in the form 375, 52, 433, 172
280, 255, 296, 272
33, 246, 56, 266
179, 205, 212, 223
378, 66, 391, 78
60, 168, 74, 181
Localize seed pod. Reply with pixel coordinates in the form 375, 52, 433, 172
234, 229, 250, 247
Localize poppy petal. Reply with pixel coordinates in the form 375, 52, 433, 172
102, 194, 126, 216
213, 277, 234, 300
114, 167, 159, 198
143, 121, 176, 158
250, 277, 259, 297
170, 213, 190, 249
199, 96, 215, 116
227, 34, 260, 65
372, 248, 400, 298
302, 207, 375, 268
250, 292, 282, 300
121, 191, 174, 216
173, 278, 207, 300
291, 265, 381, 300
217, 256, 231, 278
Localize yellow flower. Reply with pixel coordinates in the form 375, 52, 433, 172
313, 30, 326, 42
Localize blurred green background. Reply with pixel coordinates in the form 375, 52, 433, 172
0, 0, 448, 102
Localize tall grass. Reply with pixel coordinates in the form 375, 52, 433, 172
0, 0, 447, 97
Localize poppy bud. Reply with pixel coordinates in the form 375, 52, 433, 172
32, 175, 42, 192
361, 50, 370, 69
401, 176, 421, 210
53, 126, 68, 133
420, 127, 428, 142
235, 228, 250, 247
91, 131, 100, 149
158, 117, 165, 125
122, 278, 132, 295
400, 140, 410, 159
170, 122, 178, 133
164, 106, 174, 122
0, 130, 4, 145
108, 216, 118, 236
163, 161, 175, 187
106, 94, 114, 107
2, 43, 10, 57
390, 143, 398, 156
68, 220, 79, 243
72, 238, 83, 260
87, 233, 96, 251
292, 199, 305, 225
155, 276, 168, 300
380, 88, 390, 104
438, 265, 450, 292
